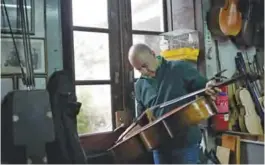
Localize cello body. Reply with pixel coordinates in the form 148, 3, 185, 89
236, 88, 263, 134
109, 97, 217, 163
208, 7, 227, 38
219, 0, 242, 36
208, 0, 228, 38
208, 0, 242, 38
109, 121, 170, 163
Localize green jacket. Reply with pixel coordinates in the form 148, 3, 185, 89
134, 57, 208, 148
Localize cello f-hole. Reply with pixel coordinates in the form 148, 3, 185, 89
162, 120, 174, 138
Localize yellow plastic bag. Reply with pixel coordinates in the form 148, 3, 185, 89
161, 48, 200, 61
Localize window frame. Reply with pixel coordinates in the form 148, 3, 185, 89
61, 0, 170, 135
125, 0, 169, 118
131, 0, 169, 34
131, 0, 169, 82
66, 0, 122, 135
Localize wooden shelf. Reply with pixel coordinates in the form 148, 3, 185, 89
222, 131, 264, 142
240, 139, 264, 145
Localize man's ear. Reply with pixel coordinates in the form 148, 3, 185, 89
151, 50, 156, 57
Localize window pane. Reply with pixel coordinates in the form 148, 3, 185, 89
76, 85, 112, 134
133, 34, 161, 55
74, 31, 110, 80
131, 0, 164, 31
72, 0, 108, 28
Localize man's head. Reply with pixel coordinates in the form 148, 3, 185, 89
128, 43, 158, 77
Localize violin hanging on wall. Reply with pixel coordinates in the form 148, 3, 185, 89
208, 0, 243, 38
235, 87, 263, 134
219, 0, 242, 36
208, 1, 227, 38
231, 0, 255, 47
234, 86, 249, 132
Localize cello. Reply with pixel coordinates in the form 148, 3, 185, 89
232, 0, 255, 47
219, 0, 242, 36
208, 0, 242, 38
108, 75, 247, 163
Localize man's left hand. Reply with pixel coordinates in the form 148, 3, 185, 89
205, 80, 222, 101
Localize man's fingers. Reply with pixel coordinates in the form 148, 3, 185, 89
209, 89, 216, 94
206, 80, 222, 93
206, 88, 216, 95
214, 87, 222, 93
206, 87, 222, 95
211, 95, 216, 101
205, 90, 217, 101
205, 90, 210, 95
205, 80, 221, 102
206, 80, 216, 87
205, 81, 222, 103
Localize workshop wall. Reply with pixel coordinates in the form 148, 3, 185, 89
169, 0, 197, 70
171, 0, 195, 30
202, 0, 263, 79
201, 0, 264, 163
45, 0, 63, 76
1, 0, 63, 99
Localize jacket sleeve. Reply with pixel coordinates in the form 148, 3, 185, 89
135, 99, 145, 118
178, 61, 208, 92
134, 81, 146, 118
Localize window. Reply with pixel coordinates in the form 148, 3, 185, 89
131, 0, 166, 79
76, 85, 112, 134
74, 32, 110, 80
72, 0, 112, 135
131, 0, 164, 31
72, 0, 108, 28
130, 0, 167, 117
133, 34, 161, 54
71, 0, 168, 134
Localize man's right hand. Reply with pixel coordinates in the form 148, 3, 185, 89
205, 80, 222, 101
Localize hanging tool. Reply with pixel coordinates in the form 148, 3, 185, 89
1, 0, 27, 85
18, 0, 35, 88
1, 1, 54, 164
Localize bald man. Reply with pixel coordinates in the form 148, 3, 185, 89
128, 43, 219, 164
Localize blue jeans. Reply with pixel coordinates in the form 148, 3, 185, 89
153, 143, 201, 164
